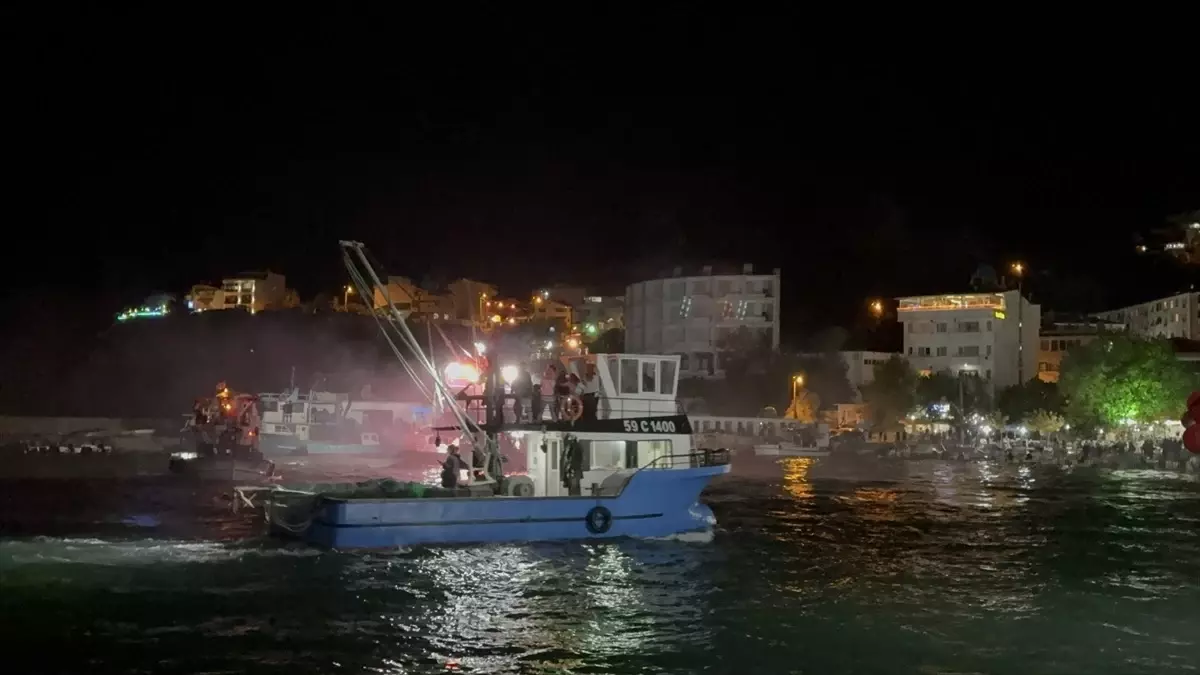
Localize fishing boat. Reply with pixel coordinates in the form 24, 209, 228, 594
257, 389, 433, 458
170, 383, 276, 481
262, 242, 731, 548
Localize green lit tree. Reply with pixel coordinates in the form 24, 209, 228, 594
1027, 409, 1065, 436
1059, 336, 1198, 427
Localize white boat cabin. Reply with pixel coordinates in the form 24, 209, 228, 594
258, 390, 431, 441
560, 352, 681, 419
519, 354, 698, 497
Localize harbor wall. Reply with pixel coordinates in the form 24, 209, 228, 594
0, 417, 178, 440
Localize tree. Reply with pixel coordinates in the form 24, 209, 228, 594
1027, 409, 1065, 436
913, 371, 991, 426
680, 327, 854, 417
786, 390, 819, 423
1059, 336, 1198, 427
860, 355, 917, 430
589, 328, 624, 353
996, 379, 1062, 423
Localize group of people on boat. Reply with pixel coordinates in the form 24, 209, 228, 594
471, 358, 601, 425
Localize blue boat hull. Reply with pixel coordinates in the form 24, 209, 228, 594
280, 464, 729, 548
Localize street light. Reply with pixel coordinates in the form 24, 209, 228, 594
869, 299, 883, 318
1010, 262, 1026, 382
792, 374, 804, 401
343, 284, 354, 309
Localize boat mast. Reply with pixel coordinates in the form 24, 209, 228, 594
338, 241, 483, 444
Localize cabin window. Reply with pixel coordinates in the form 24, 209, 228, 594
585, 440, 625, 470
660, 360, 676, 395
620, 359, 639, 394
641, 361, 657, 394
639, 440, 672, 467
624, 441, 638, 468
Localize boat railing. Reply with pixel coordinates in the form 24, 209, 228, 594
453, 394, 683, 425
637, 448, 732, 472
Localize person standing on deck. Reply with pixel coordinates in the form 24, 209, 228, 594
580, 364, 600, 421
483, 357, 503, 426
512, 362, 534, 422
542, 364, 560, 420
441, 445, 467, 488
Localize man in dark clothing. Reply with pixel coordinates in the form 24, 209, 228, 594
512, 362, 534, 423
483, 358, 503, 425
441, 445, 467, 488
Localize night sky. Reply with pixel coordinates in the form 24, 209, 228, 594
7, 8, 1199, 344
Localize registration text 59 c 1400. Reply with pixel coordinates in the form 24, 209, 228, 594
622, 419, 678, 433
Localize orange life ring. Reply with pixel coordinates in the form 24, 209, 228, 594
561, 394, 584, 421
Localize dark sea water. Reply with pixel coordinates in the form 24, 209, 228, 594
2, 457, 1199, 674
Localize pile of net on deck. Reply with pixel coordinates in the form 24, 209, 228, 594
283, 477, 435, 499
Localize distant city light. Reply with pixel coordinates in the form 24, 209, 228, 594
474, 341, 486, 354
117, 305, 169, 321
544, 340, 554, 349
566, 337, 580, 349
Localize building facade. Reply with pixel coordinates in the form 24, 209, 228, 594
837, 351, 901, 394
446, 279, 499, 326
372, 277, 445, 317
896, 291, 1040, 390
1036, 318, 1126, 383
574, 295, 625, 335
625, 265, 781, 378
186, 271, 288, 314
1094, 291, 1200, 340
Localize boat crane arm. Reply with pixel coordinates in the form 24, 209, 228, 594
338, 241, 484, 445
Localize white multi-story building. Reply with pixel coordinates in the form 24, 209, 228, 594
1094, 291, 1200, 340
897, 290, 1040, 390
625, 265, 781, 378
219, 271, 287, 314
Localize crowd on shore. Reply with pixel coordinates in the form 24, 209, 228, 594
883, 436, 1200, 474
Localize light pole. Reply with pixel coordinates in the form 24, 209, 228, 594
343, 284, 354, 310
1011, 262, 1025, 383
791, 374, 804, 406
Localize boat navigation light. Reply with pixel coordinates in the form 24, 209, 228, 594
501, 365, 519, 385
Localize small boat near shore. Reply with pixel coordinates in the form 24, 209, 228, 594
169, 384, 276, 482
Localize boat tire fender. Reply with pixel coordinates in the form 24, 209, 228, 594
562, 395, 584, 422
585, 505, 612, 535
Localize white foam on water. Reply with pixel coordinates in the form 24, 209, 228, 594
0, 536, 321, 568
646, 529, 715, 544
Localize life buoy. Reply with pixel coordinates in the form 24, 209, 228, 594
585, 505, 612, 534
561, 395, 584, 421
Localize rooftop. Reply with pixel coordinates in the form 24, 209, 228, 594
897, 293, 1007, 312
